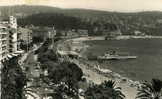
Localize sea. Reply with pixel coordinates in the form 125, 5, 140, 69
84, 38, 162, 81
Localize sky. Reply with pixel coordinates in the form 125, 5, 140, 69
0, 0, 162, 12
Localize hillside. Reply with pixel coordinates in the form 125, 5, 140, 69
1, 5, 162, 35
1, 5, 162, 19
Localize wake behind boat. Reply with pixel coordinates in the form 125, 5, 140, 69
97, 51, 137, 60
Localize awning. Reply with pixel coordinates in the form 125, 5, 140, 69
7, 54, 13, 58
12, 53, 19, 56
15, 50, 24, 54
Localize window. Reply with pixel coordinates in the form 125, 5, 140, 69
2, 28, 6, 32
1, 34, 6, 39
2, 52, 6, 57
0, 28, 7, 32
2, 46, 6, 50
2, 40, 6, 45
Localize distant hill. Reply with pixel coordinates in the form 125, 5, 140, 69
1, 5, 162, 35
1, 5, 162, 18
0, 5, 110, 17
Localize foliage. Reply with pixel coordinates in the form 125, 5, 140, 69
86, 52, 97, 60
48, 61, 83, 86
136, 79, 162, 99
32, 36, 44, 44
19, 40, 33, 52
38, 49, 58, 64
34, 38, 52, 54
18, 12, 119, 36
2, 5, 162, 35
35, 37, 83, 98
51, 82, 79, 99
85, 80, 125, 99
22, 85, 40, 99
1, 56, 27, 99
18, 13, 84, 30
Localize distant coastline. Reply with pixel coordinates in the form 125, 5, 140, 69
72, 35, 162, 42
117, 35, 162, 39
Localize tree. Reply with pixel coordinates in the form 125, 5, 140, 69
136, 79, 162, 99
51, 82, 79, 99
22, 85, 40, 99
1, 56, 27, 99
48, 61, 83, 86
85, 80, 125, 99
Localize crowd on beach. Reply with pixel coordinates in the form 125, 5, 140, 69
57, 37, 146, 98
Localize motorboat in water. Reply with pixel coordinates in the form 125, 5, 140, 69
97, 51, 137, 60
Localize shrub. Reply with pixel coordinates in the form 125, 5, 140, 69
48, 62, 83, 87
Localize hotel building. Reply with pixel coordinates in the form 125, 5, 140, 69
0, 25, 9, 62
0, 16, 18, 64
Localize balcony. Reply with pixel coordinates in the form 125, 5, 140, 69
0, 49, 8, 54
0, 32, 8, 34
1, 43, 7, 47
0, 38, 7, 41
9, 49, 13, 53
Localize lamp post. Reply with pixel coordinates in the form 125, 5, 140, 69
51, 26, 56, 49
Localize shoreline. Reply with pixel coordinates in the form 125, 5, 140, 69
72, 35, 162, 42
71, 36, 141, 83
57, 36, 161, 99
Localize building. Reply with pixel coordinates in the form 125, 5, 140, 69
66, 30, 79, 38
17, 27, 33, 51
134, 30, 145, 36
0, 25, 9, 61
9, 16, 17, 29
9, 16, 18, 53
0, 16, 19, 64
104, 29, 122, 40
32, 27, 48, 41
77, 29, 88, 37
47, 27, 56, 39
18, 27, 33, 44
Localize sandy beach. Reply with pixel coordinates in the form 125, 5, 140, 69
72, 35, 162, 42
57, 36, 151, 99
72, 59, 138, 99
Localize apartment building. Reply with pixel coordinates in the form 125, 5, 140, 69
9, 16, 18, 53
0, 25, 9, 61
0, 16, 18, 64
17, 27, 33, 45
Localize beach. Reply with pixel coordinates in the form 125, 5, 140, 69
57, 36, 146, 99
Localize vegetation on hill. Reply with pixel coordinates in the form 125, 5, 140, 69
18, 13, 119, 36
18, 13, 85, 30
1, 5, 162, 35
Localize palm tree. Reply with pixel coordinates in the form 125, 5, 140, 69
1, 56, 40, 99
136, 79, 162, 99
22, 85, 40, 99
1, 56, 27, 99
101, 80, 125, 99
85, 80, 125, 99
49, 82, 79, 99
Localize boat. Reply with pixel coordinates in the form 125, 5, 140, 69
94, 64, 112, 73
97, 51, 137, 60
